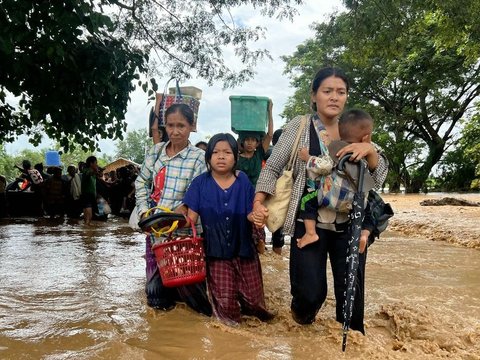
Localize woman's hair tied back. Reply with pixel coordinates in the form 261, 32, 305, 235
165, 103, 195, 125
311, 67, 350, 112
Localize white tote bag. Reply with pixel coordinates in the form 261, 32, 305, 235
129, 205, 140, 231
263, 116, 307, 233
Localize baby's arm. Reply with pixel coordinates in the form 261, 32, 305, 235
298, 147, 311, 162
306, 155, 334, 176
299, 147, 334, 176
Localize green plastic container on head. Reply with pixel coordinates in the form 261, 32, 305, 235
230, 95, 270, 134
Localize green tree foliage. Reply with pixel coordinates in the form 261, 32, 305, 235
110, 0, 301, 86
435, 113, 480, 191
465, 121, 480, 189
0, 1, 147, 151
461, 112, 480, 168
0, 146, 16, 182
114, 128, 151, 164
282, 0, 480, 192
57, 144, 107, 169
433, 148, 476, 192
0, 0, 302, 151
0, 149, 45, 182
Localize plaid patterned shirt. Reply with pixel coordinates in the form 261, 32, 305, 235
135, 141, 207, 218
256, 114, 389, 236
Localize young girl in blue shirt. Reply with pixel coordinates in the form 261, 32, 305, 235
183, 133, 275, 325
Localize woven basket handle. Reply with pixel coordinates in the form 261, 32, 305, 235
159, 77, 176, 122
175, 79, 183, 100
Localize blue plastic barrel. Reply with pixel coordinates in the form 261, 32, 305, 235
45, 150, 61, 167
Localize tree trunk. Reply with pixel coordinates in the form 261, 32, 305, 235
389, 180, 402, 193
407, 142, 445, 193
386, 162, 404, 193
408, 170, 429, 193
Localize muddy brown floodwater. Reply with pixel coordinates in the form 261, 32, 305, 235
0, 194, 479, 359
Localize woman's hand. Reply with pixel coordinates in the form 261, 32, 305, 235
298, 147, 310, 162
185, 209, 199, 228
252, 200, 269, 227
182, 213, 194, 228
174, 204, 188, 216
359, 229, 370, 254
336, 142, 378, 170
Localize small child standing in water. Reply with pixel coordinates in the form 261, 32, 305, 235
183, 133, 275, 325
297, 109, 375, 248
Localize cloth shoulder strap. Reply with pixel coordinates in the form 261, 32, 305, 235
286, 115, 308, 170
311, 114, 330, 155
153, 141, 168, 165
150, 142, 167, 192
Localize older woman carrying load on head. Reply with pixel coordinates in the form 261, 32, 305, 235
135, 103, 211, 316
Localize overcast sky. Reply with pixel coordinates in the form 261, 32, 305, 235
5, 0, 343, 156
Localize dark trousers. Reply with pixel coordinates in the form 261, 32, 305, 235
290, 221, 366, 334
271, 228, 285, 248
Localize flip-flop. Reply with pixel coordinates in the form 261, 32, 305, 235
138, 212, 187, 232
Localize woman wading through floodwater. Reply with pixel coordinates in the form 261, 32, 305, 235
135, 103, 211, 315
252, 67, 388, 333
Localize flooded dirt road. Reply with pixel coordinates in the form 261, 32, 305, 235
0, 194, 479, 359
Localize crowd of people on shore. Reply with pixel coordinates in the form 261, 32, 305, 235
0, 158, 138, 221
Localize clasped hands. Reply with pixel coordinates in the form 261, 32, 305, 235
252, 201, 268, 228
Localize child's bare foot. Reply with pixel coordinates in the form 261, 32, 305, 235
297, 233, 319, 248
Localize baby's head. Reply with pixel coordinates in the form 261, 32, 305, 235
338, 109, 373, 144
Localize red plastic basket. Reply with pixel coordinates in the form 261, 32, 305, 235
151, 220, 206, 287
